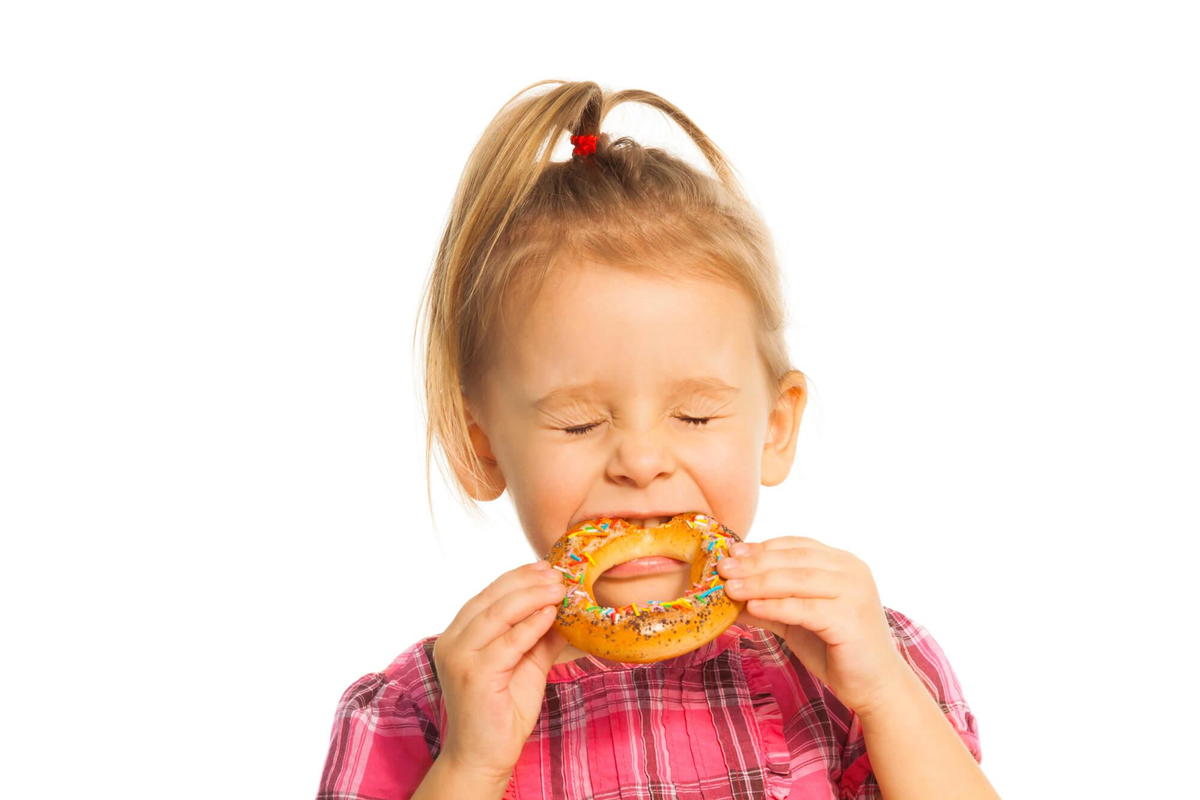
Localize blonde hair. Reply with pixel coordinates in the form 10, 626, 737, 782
415, 79, 795, 519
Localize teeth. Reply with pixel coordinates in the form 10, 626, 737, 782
636, 516, 670, 527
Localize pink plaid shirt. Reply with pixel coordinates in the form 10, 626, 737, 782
317, 606, 981, 799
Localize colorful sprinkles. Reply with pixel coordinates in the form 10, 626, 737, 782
548, 512, 739, 622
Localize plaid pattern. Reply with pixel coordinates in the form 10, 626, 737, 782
317, 606, 981, 799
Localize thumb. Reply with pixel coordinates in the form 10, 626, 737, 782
734, 606, 787, 639
526, 626, 569, 674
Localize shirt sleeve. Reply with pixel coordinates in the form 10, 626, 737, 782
836, 607, 982, 800
316, 640, 445, 800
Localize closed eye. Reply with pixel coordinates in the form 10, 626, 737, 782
561, 415, 713, 437
563, 422, 602, 437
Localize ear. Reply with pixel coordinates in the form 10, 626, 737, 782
761, 370, 807, 487
458, 397, 507, 501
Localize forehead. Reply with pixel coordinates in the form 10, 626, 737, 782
489, 261, 761, 399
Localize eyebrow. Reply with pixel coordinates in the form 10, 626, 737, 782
532, 376, 739, 410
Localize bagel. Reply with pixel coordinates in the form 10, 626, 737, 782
543, 511, 745, 663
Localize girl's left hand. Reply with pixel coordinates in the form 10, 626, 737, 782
716, 536, 913, 715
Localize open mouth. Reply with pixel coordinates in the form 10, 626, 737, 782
587, 514, 689, 578
602, 555, 688, 578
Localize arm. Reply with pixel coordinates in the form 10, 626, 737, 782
411, 756, 511, 800
856, 666, 1001, 800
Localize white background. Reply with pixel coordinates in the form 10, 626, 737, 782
3, 2, 1197, 797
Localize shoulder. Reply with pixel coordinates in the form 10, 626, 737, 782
382, 634, 444, 706
317, 636, 445, 798
880, 606, 976, 723
835, 606, 983, 797
331, 634, 444, 726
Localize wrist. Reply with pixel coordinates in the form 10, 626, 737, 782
853, 654, 925, 722
436, 750, 514, 792
412, 756, 512, 800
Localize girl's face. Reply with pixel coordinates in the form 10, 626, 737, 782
463, 260, 806, 613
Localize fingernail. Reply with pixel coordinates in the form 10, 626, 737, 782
726, 579, 744, 592
720, 558, 740, 572
731, 543, 749, 556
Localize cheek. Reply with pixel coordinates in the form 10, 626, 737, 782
538, 459, 587, 504
509, 441, 591, 538
687, 428, 762, 534
689, 422, 761, 475
518, 439, 589, 492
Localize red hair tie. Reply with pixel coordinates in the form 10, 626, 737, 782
570, 134, 598, 157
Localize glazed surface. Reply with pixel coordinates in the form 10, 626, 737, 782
543, 512, 745, 662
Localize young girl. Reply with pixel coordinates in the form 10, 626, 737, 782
317, 80, 998, 800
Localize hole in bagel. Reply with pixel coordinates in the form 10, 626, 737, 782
587, 528, 705, 609
591, 565, 692, 609
599, 554, 689, 578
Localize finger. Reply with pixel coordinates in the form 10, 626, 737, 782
524, 625, 569, 675
718, 545, 842, 582
728, 537, 836, 561
443, 561, 559, 640
745, 596, 839, 634
722, 566, 843, 601
458, 580, 567, 654
755, 537, 861, 569
761, 535, 834, 550
732, 607, 788, 639
482, 602, 562, 675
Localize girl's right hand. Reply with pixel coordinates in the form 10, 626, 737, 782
432, 560, 569, 783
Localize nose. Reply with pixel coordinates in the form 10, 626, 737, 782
605, 426, 675, 488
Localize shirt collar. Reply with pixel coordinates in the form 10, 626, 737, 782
546, 624, 753, 683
